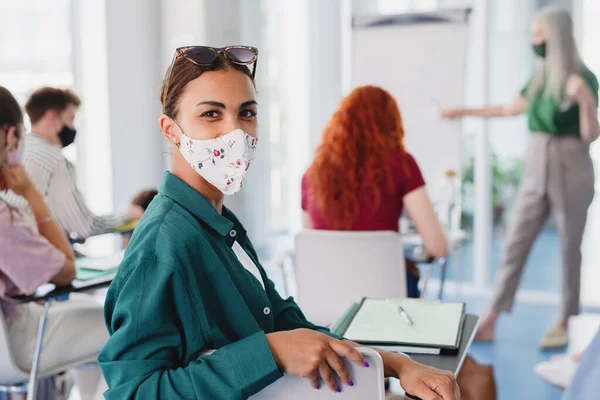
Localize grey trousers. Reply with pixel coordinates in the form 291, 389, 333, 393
491, 133, 595, 319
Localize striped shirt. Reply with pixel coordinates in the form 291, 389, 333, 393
1, 133, 124, 238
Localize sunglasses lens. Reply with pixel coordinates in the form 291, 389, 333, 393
182, 47, 218, 64
226, 47, 256, 63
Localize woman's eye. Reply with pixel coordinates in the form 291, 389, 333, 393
240, 109, 257, 119
201, 110, 220, 118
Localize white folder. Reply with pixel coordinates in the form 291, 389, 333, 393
250, 347, 385, 400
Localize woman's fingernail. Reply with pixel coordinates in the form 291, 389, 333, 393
364, 361, 370, 368
316, 384, 320, 390
348, 380, 354, 387
336, 386, 341, 393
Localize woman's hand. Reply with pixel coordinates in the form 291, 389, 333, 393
441, 108, 464, 120
388, 353, 460, 400
1, 165, 35, 197
266, 329, 366, 392
565, 74, 588, 102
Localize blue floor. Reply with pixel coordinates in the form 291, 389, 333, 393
447, 295, 565, 400
430, 228, 562, 292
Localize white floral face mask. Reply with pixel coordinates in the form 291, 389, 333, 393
177, 125, 257, 195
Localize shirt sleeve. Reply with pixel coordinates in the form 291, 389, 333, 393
0, 213, 66, 295
584, 72, 599, 104
98, 258, 282, 399
301, 172, 309, 211
520, 78, 531, 96
53, 161, 125, 238
69, 185, 125, 237
24, 158, 53, 197
403, 153, 426, 196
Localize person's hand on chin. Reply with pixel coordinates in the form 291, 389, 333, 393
1, 164, 35, 197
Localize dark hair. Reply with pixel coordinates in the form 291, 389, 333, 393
160, 53, 254, 118
0, 86, 24, 140
25, 87, 81, 124
131, 189, 159, 211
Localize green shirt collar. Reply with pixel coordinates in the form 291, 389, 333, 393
159, 172, 245, 240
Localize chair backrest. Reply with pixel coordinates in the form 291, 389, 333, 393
295, 230, 406, 327
250, 347, 385, 399
0, 309, 29, 386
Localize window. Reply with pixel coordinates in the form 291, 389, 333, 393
0, 0, 75, 159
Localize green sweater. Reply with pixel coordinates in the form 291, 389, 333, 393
521, 66, 599, 136
98, 172, 339, 399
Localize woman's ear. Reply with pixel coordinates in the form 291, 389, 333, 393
159, 115, 179, 145
5, 126, 18, 151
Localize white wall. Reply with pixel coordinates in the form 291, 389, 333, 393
74, 0, 164, 215
105, 0, 164, 210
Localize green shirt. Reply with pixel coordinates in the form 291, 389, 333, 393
521, 67, 599, 136
98, 172, 339, 399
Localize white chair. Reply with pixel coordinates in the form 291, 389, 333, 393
295, 230, 407, 327
251, 347, 385, 399
0, 301, 97, 400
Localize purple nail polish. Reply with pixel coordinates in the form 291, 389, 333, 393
316, 384, 320, 390
348, 380, 354, 387
336, 386, 341, 393
364, 361, 370, 368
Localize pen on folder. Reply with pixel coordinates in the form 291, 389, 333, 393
398, 306, 414, 326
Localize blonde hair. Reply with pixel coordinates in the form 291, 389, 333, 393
526, 6, 584, 110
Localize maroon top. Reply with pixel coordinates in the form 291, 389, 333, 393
302, 152, 425, 231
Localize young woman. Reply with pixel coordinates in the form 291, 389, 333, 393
98, 46, 459, 399
302, 85, 449, 296
443, 6, 599, 348
0, 86, 107, 399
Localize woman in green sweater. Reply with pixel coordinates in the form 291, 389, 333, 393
443, 6, 599, 348
98, 46, 459, 399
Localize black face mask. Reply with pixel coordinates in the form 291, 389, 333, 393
58, 126, 77, 148
533, 43, 546, 58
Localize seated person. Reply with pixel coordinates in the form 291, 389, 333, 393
130, 188, 159, 217
2, 87, 129, 239
121, 188, 158, 247
98, 46, 459, 399
302, 85, 449, 297
0, 86, 107, 399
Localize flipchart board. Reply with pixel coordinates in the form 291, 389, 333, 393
351, 9, 470, 196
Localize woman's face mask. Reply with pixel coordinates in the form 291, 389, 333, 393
175, 121, 257, 195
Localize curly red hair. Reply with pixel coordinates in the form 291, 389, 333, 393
307, 86, 408, 230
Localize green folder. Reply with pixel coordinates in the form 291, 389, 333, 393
76, 267, 118, 281
331, 303, 360, 336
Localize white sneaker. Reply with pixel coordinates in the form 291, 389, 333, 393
534, 355, 579, 389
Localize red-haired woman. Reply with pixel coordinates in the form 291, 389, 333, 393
302, 86, 448, 295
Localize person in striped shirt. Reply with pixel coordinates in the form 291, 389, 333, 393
2, 87, 127, 239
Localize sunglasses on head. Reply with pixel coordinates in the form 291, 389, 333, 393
162, 45, 259, 113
